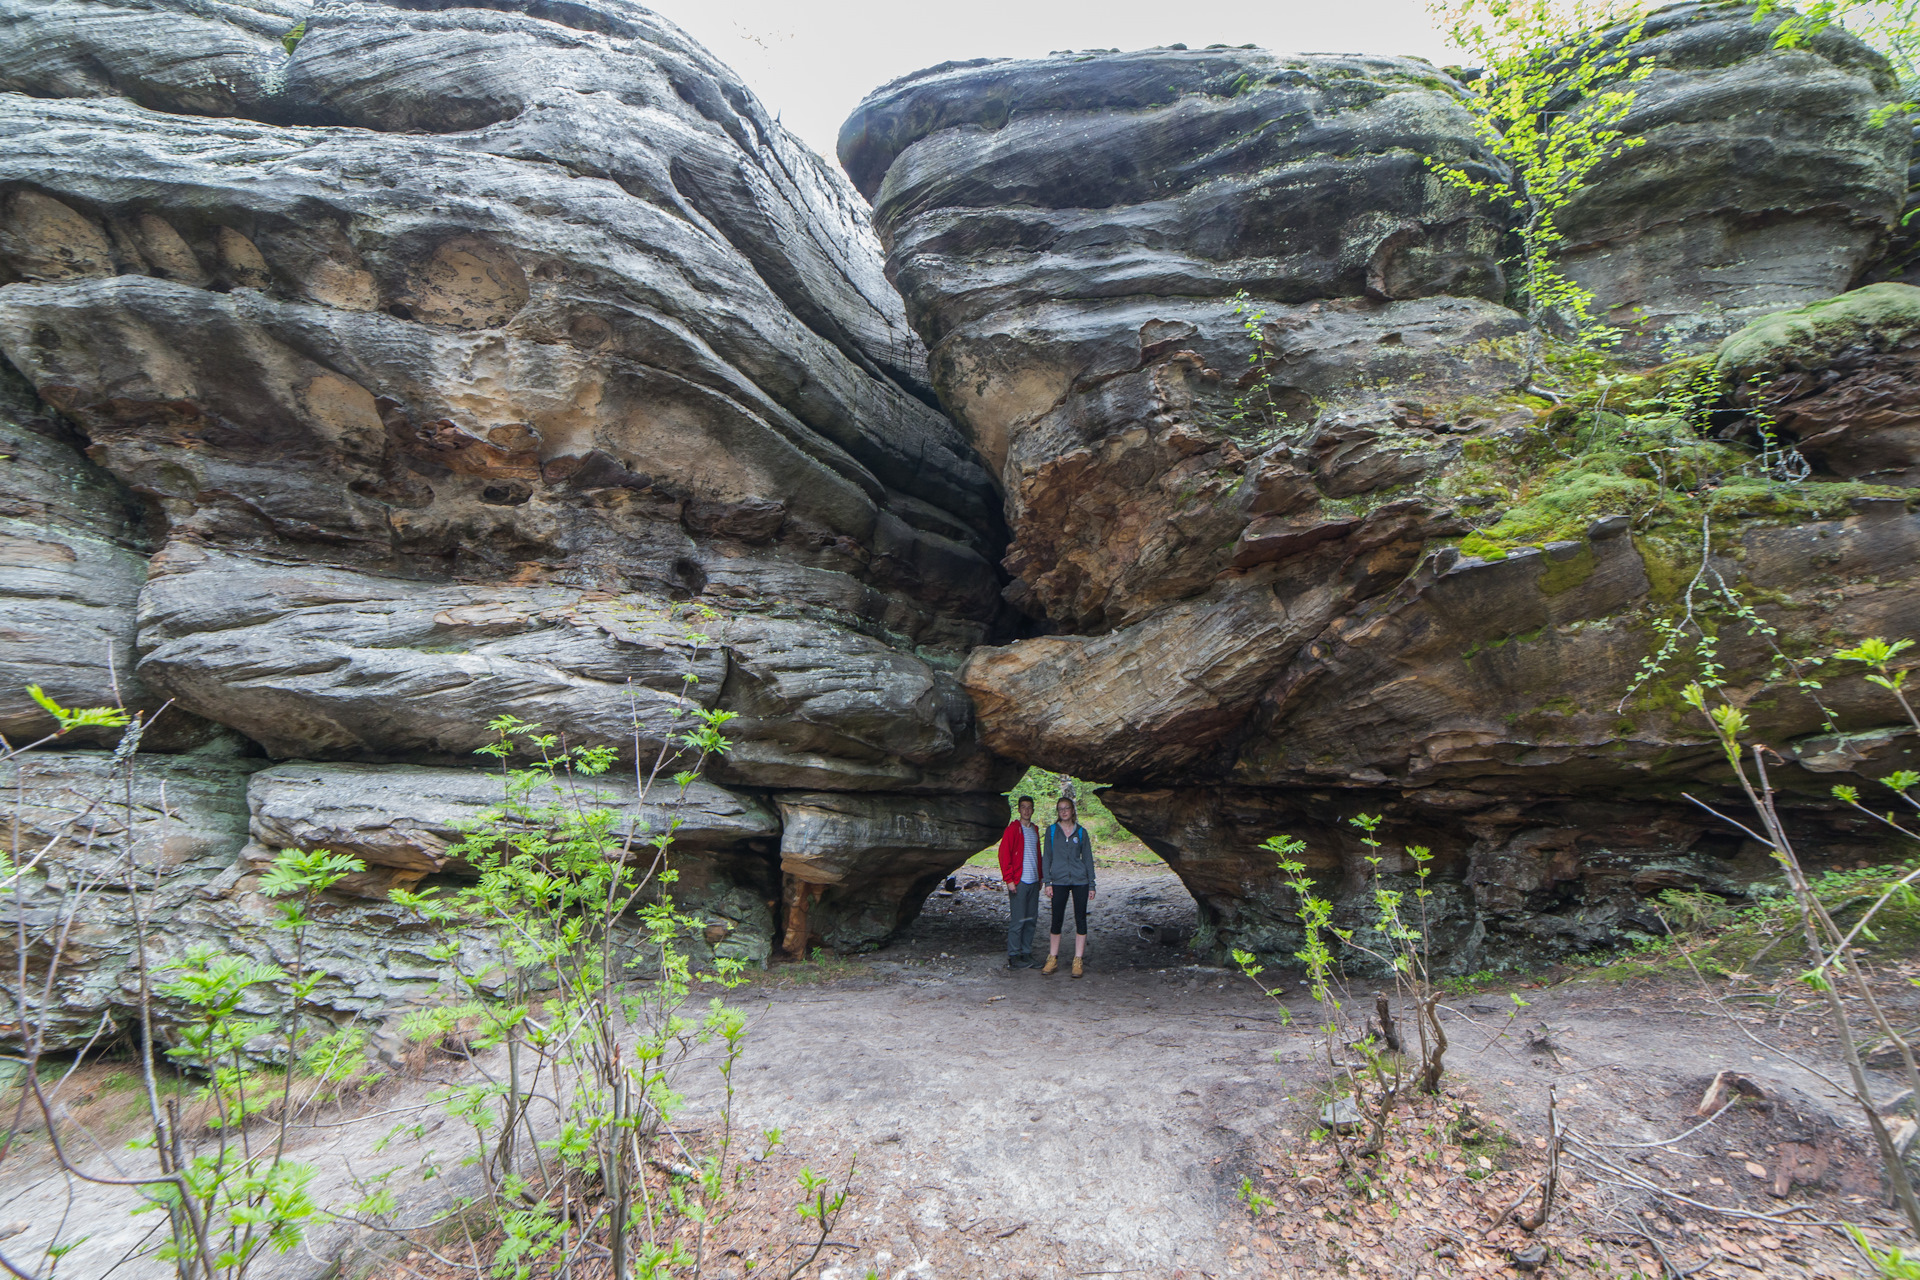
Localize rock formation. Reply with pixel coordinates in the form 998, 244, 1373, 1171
0, 0, 1015, 1046
7, 0, 1920, 1033
1718, 283, 1920, 487
1554, 3, 1910, 348
843, 16, 1920, 967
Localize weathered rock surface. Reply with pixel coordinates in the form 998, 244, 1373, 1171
241, 760, 785, 978
1076, 499, 1920, 966
6, 751, 781, 1046
774, 791, 1003, 950
9, 0, 1917, 1001
0, 750, 263, 1046
0, 363, 157, 747
250, 760, 779, 875
0, 0, 1023, 1043
846, 48, 1525, 634
846, 22, 1920, 968
1556, 3, 1909, 347
130, 545, 1006, 791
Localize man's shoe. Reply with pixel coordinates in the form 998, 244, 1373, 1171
1007, 955, 1033, 969
1041, 955, 1058, 975
1072, 957, 1085, 979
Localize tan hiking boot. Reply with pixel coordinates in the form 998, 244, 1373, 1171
1041, 955, 1058, 975
1072, 957, 1084, 978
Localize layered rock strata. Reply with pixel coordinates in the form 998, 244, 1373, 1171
0, 0, 1018, 1047
1554, 3, 1910, 347
845, 30, 1920, 967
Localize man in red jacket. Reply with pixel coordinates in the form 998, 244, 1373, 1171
998, 795, 1042, 969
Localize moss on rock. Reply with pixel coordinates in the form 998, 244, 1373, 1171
1451, 406, 1914, 562
1716, 282, 1920, 379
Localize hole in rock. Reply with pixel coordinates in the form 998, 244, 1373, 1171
672, 556, 708, 596
888, 775, 1204, 974
479, 481, 532, 506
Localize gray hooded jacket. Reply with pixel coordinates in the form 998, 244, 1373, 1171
1043, 822, 1095, 890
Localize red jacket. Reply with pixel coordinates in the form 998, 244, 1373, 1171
997, 820, 1038, 884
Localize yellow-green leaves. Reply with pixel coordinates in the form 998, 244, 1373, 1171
25, 683, 131, 733
1426, 0, 1654, 375
1835, 636, 1915, 697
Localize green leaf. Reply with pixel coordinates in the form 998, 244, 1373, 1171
25, 684, 131, 732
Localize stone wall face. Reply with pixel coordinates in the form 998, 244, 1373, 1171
841, 21, 1920, 968
0, 0, 1022, 1046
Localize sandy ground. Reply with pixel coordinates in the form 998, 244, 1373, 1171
700, 865, 1278, 1275
1, 864, 1913, 1279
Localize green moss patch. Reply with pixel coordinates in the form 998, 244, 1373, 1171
1450, 410, 1913, 563
1716, 282, 1920, 379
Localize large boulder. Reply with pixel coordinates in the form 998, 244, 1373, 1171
845, 30, 1920, 968
231, 760, 787, 1000
1003, 492, 1920, 969
1554, 2, 1909, 348
7, 751, 907, 1048
0, 0, 1025, 1037
774, 791, 1004, 950
844, 47, 1525, 633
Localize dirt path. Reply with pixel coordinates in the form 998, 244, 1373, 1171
660, 867, 1909, 1278
0, 866, 1910, 1278
699, 866, 1279, 1275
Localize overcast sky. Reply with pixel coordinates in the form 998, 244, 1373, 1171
647, 0, 1462, 165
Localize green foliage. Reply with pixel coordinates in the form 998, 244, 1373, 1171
25, 683, 131, 734
1835, 636, 1917, 701
1583, 858, 1920, 979
1437, 348, 1912, 718
1235, 819, 1449, 1164
1223, 290, 1310, 443
297, 1026, 377, 1089
779, 1163, 856, 1279
1754, 0, 1918, 126
1001, 766, 1141, 853
1237, 1174, 1276, 1215
10, 613, 775, 1275
280, 19, 306, 54
1676, 633, 1920, 1239
1851, 1225, 1920, 1279
132, 844, 368, 1278
1450, 367, 1902, 563
1426, 0, 1654, 380
373, 610, 760, 1274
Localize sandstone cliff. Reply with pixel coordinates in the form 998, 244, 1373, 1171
7, 0, 1920, 1039
843, 16, 1920, 966
0, 0, 1017, 1045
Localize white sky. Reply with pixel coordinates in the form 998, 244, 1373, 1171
648, 0, 1462, 165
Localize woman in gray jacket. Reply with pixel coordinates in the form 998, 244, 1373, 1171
1041, 796, 1096, 978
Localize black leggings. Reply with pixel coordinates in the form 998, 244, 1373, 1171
1049, 884, 1089, 936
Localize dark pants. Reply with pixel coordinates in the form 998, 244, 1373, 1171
1049, 883, 1089, 936
1007, 881, 1040, 958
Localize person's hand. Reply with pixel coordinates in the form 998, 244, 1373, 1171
1003, 881, 1015, 892
1048, 886, 1056, 900
1088, 888, 1096, 900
